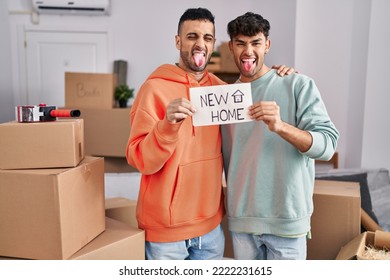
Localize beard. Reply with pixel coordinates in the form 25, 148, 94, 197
180, 50, 209, 73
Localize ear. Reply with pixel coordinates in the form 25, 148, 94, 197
228, 41, 233, 53
265, 38, 271, 54
175, 35, 181, 50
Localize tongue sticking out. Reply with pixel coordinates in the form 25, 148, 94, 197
243, 60, 254, 72
194, 53, 205, 67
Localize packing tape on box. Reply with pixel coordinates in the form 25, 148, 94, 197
81, 162, 92, 180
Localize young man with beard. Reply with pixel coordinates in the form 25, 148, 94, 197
127, 7, 225, 260
127, 8, 293, 260
221, 12, 340, 260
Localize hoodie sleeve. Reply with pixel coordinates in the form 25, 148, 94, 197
295, 77, 340, 161
126, 83, 182, 175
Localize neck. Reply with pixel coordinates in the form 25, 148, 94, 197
188, 71, 205, 81
176, 63, 205, 81
239, 64, 270, 83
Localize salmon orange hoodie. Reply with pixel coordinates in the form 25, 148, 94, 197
126, 64, 225, 242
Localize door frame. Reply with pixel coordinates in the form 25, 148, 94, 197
15, 24, 112, 105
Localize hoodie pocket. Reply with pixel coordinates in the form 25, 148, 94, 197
170, 154, 223, 226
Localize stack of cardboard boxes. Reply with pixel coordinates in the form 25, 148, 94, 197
0, 119, 144, 260
0, 72, 145, 259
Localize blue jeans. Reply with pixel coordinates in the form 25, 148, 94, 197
231, 232, 307, 260
145, 224, 225, 260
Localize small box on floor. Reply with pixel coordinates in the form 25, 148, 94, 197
69, 217, 145, 260
105, 197, 138, 229
336, 230, 390, 260
0, 157, 105, 260
0, 119, 84, 170
307, 180, 361, 260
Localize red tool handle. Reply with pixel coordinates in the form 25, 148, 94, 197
50, 109, 81, 118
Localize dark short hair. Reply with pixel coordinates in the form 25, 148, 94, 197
227, 12, 270, 39
177, 8, 215, 35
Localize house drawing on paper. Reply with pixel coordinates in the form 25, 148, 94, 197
232, 90, 244, 103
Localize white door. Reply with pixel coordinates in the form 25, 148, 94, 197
24, 28, 109, 107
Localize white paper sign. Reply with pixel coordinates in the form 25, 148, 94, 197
190, 83, 253, 126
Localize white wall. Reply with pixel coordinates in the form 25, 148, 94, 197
345, 0, 371, 169
295, 0, 355, 169
295, 0, 390, 172
361, 0, 390, 171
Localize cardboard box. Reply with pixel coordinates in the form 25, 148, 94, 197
336, 230, 390, 260
2, 217, 145, 260
104, 156, 138, 173
221, 214, 234, 259
0, 157, 105, 260
65, 72, 117, 109
105, 197, 138, 229
219, 42, 239, 73
0, 119, 84, 170
221, 186, 234, 259
79, 107, 131, 157
207, 56, 221, 72
307, 180, 361, 260
0, 256, 27, 260
69, 217, 145, 260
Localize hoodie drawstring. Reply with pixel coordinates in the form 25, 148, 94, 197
185, 71, 214, 137
186, 73, 198, 137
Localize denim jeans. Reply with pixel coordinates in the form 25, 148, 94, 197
145, 224, 225, 260
231, 232, 307, 260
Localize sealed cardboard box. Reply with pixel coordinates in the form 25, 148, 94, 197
80, 107, 131, 157
69, 217, 145, 260
207, 56, 221, 72
336, 230, 390, 260
219, 42, 239, 73
0, 119, 84, 170
221, 186, 234, 259
221, 214, 234, 259
105, 197, 138, 228
0, 157, 105, 260
65, 72, 117, 109
104, 156, 138, 173
307, 180, 361, 260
